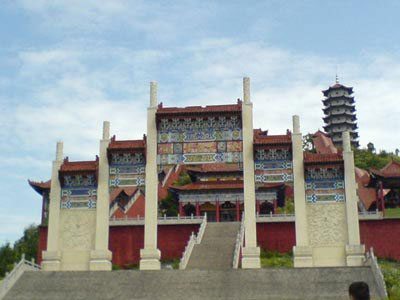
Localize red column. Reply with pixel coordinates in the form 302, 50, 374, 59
273, 199, 278, 214
236, 200, 240, 221
195, 202, 200, 217
41, 194, 46, 224
179, 202, 184, 217
379, 182, 385, 214
256, 200, 260, 215
216, 200, 220, 222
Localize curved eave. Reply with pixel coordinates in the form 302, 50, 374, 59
323, 123, 358, 131
322, 85, 353, 97
323, 114, 357, 122
28, 180, 50, 196
322, 96, 354, 105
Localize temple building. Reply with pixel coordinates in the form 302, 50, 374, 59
322, 80, 359, 148
27, 78, 371, 271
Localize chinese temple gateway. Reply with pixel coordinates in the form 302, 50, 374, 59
25, 78, 397, 282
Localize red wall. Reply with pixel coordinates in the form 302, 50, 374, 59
360, 219, 400, 260
38, 224, 199, 267
109, 224, 199, 267
37, 226, 48, 264
257, 222, 295, 253
37, 219, 400, 266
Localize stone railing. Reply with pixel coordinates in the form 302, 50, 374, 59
110, 215, 204, 226
358, 211, 383, 220
256, 211, 383, 223
196, 213, 207, 244
179, 214, 207, 270
232, 213, 245, 269
0, 254, 40, 300
364, 248, 388, 299
179, 232, 197, 270
257, 213, 295, 222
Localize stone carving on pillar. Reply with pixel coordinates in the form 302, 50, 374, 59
90, 121, 113, 271
140, 81, 161, 270
241, 77, 261, 269
292, 116, 313, 267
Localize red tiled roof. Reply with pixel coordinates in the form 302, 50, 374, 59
108, 137, 145, 150
304, 152, 343, 164
170, 180, 283, 191
110, 187, 139, 202
28, 179, 51, 189
253, 129, 292, 145
186, 163, 242, 173
156, 102, 242, 115
60, 158, 98, 172
380, 160, 400, 177
355, 167, 376, 210
28, 179, 51, 195
312, 131, 338, 154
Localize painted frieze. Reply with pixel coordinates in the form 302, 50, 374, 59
254, 148, 293, 183
60, 174, 97, 209
109, 152, 145, 188
304, 166, 345, 203
157, 116, 243, 165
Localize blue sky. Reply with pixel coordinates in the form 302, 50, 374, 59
1, 0, 400, 244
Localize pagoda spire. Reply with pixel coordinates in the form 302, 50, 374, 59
321, 80, 359, 148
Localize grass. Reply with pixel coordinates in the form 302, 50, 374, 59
260, 250, 293, 268
379, 259, 400, 300
161, 259, 180, 270
384, 208, 400, 219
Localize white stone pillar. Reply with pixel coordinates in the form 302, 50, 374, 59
343, 131, 365, 266
42, 142, 63, 271
292, 116, 313, 267
140, 81, 161, 270
241, 77, 261, 269
90, 121, 112, 271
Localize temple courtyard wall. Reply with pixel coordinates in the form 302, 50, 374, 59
37, 218, 400, 267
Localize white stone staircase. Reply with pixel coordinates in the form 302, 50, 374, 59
0, 254, 40, 300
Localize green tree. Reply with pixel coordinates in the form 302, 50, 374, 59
0, 224, 39, 279
13, 224, 39, 262
0, 243, 16, 279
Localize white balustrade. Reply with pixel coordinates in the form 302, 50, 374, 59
232, 213, 245, 269
179, 232, 197, 270
364, 248, 388, 299
0, 254, 40, 300
196, 213, 207, 244
179, 214, 207, 269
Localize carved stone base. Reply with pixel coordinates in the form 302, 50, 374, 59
293, 246, 313, 268
89, 250, 112, 271
140, 248, 161, 270
346, 244, 365, 266
41, 251, 62, 271
241, 246, 261, 269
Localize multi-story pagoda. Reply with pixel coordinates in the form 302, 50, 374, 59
322, 80, 359, 148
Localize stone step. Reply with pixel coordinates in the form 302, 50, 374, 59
186, 222, 239, 270
4, 267, 381, 300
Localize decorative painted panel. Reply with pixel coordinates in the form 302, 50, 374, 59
110, 153, 145, 165
254, 148, 293, 184
157, 152, 243, 165
304, 166, 345, 203
109, 152, 145, 188
61, 174, 97, 209
157, 115, 242, 165
183, 142, 217, 153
